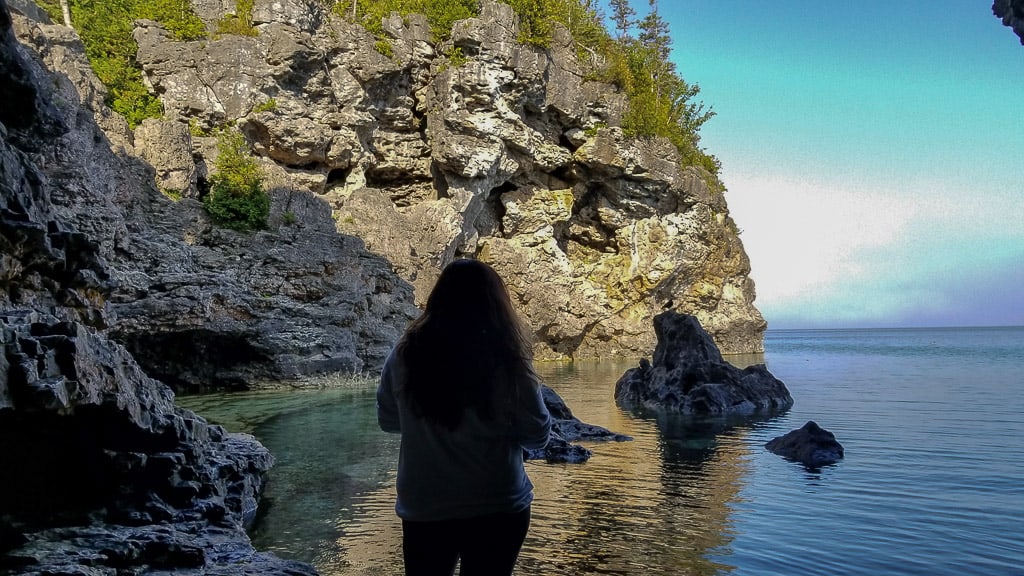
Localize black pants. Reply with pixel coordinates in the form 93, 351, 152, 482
402, 507, 531, 576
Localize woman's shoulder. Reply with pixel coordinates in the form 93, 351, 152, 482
382, 346, 408, 386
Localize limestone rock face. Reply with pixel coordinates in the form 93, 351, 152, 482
132, 0, 766, 360
994, 0, 1024, 44
614, 312, 793, 415
134, 118, 197, 197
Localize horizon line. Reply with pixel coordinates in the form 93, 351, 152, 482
765, 324, 1024, 332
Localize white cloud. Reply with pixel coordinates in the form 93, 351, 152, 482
723, 172, 919, 301
720, 169, 1024, 327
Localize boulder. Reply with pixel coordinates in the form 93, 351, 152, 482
614, 312, 793, 415
766, 421, 845, 468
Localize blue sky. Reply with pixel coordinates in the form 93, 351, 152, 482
612, 1, 1024, 328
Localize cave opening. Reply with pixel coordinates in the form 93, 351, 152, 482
111, 329, 269, 394
326, 167, 351, 187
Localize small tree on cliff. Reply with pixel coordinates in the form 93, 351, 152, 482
617, 0, 718, 174
202, 129, 270, 232
609, 0, 635, 39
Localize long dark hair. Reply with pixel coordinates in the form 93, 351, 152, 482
395, 259, 535, 429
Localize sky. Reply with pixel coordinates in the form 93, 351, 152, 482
614, 1, 1024, 329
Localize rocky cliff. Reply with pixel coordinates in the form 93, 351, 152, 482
6, 0, 765, 389
3, 0, 768, 370
128, 0, 765, 371
4, 1, 420, 392
1, 1, 318, 571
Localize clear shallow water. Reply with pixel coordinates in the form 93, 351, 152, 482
178, 327, 1024, 575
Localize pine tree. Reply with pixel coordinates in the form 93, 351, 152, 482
609, 0, 635, 40
638, 0, 670, 62
636, 0, 674, 99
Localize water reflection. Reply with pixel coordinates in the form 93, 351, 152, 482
722, 352, 766, 370
178, 360, 768, 575
514, 361, 768, 576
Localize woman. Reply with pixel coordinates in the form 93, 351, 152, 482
377, 259, 552, 576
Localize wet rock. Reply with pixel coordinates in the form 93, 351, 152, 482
615, 312, 793, 415
525, 384, 632, 463
766, 421, 845, 468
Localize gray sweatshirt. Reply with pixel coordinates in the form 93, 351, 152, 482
376, 348, 552, 522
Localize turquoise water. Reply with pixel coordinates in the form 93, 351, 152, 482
178, 327, 1024, 575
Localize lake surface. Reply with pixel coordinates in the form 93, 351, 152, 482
178, 326, 1024, 575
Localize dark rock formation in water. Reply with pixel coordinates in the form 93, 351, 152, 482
527, 385, 632, 463
615, 312, 793, 415
766, 421, 845, 468
994, 0, 1024, 44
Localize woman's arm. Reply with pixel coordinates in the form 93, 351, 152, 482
376, 351, 402, 433
514, 377, 552, 450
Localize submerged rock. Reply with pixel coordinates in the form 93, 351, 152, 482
526, 384, 632, 463
614, 312, 793, 415
766, 421, 845, 468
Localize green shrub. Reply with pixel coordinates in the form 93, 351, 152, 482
202, 129, 269, 231
189, 118, 212, 136
216, 0, 258, 36
138, 0, 207, 40
162, 188, 183, 201
253, 98, 278, 113
47, 0, 207, 128
446, 45, 467, 67
505, 0, 551, 46
374, 39, 395, 58
583, 121, 607, 138
334, 0, 477, 42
